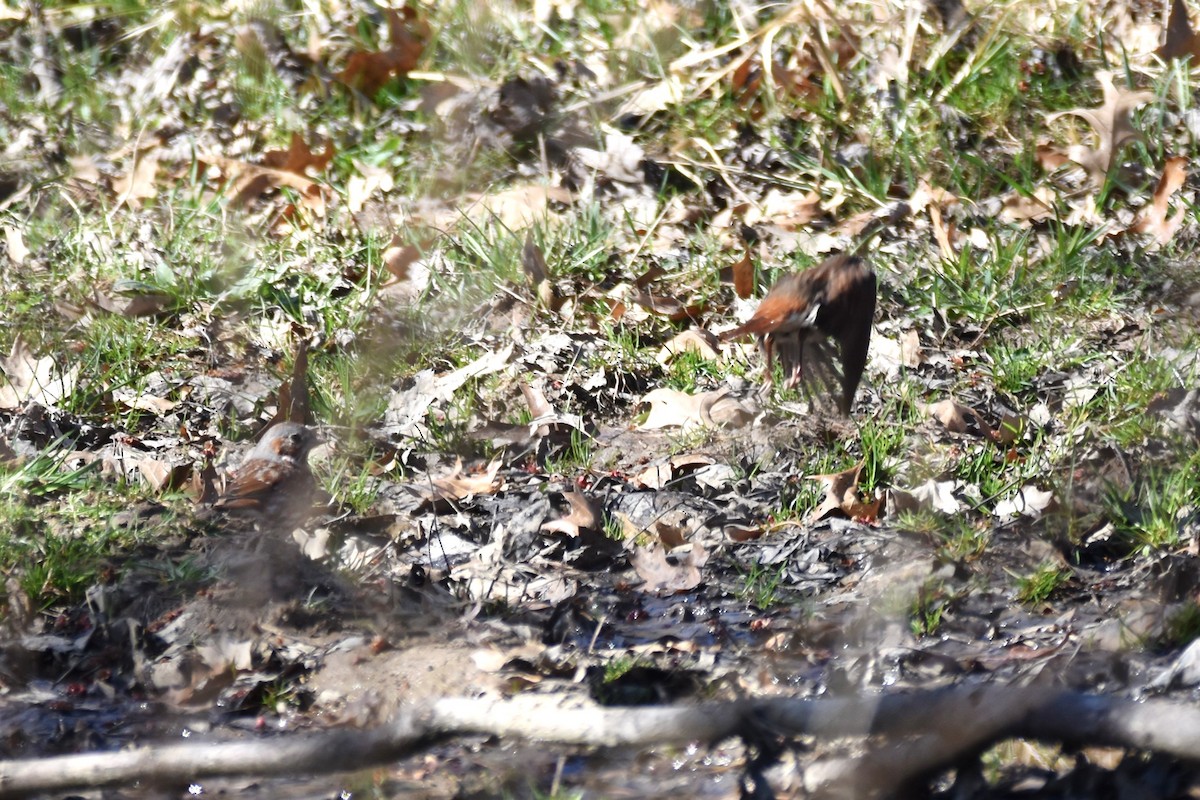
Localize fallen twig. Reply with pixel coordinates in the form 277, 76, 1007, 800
3, 687, 1200, 797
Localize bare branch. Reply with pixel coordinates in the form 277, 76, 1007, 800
4, 688, 1200, 798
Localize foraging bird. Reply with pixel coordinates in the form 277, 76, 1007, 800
720, 254, 876, 415
214, 422, 320, 533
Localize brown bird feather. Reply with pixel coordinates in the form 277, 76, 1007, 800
720, 254, 876, 414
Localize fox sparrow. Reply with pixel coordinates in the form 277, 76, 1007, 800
721, 254, 876, 414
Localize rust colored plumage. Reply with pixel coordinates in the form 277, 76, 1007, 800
720, 254, 876, 414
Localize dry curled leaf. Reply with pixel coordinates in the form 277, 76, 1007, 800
629, 542, 707, 593
629, 289, 705, 322
927, 398, 999, 441
1035, 143, 1073, 172
414, 185, 572, 232
541, 489, 602, 536
1045, 71, 1154, 186
521, 232, 556, 308
756, 189, 823, 230
339, 6, 429, 96
113, 150, 159, 209
807, 462, 880, 523
654, 329, 721, 365
1000, 187, 1056, 223
382, 237, 422, 281
639, 387, 756, 431
4, 226, 29, 265
731, 250, 754, 299
262, 133, 334, 176
269, 339, 311, 428
631, 454, 716, 490
203, 136, 332, 222
1130, 156, 1188, 245
0, 337, 77, 410
137, 459, 192, 492
725, 523, 763, 542
889, 479, 965, 515
994, 484, 1058, 520
89, 284, 173, 318
347, 160, 394, 214
421, 457, 504, 504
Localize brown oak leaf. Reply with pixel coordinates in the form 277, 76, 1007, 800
262, 133, 334, 176
1130, 156, 1188, 245
1045, 71, 1154, 186
807, 462, 880, 523
339, 7, 429, 96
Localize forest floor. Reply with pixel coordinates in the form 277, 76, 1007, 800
3, 0, 1200, 797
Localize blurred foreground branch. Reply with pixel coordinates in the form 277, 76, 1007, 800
2, 687, 1199, 798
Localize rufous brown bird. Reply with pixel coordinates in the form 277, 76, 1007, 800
720, 254, 876, 415
215, 422, 320, 533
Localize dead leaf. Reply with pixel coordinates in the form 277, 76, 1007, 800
421, 185, 572, 232
113, 150, 159, 208
618, 75, 684, 117
756, 189, 823, 230
1035, 143, 1073, 172
196, 635, 254, 672
1158, 0, 1200, 62
807, 462, 879, 523
895, 331, 919, 367
89, 284, 173, 318
731, 251, 754, 299
293, 526, 334, 560
339, 6, 429, 96
382, 345, 513, 442
192, 453, 219, 504
639, 387, 756, 431
112, 387, 177, 414
575, 132, 645, 183
520, 381, 554, 420
541, 489, 602, 536
137, 459, 191, 492
654, 520, 689, 549
423, 457, 504, 504
926, 398, 1001, 442
0, 337, 78, 410
994, 484, 1058, 520
993, 412, 1024, 446
382, 237, 422, 282
68, 154, 101, 185
631, 454, 716, 490
928, 199, 956, 261
269, 339, 311, 428
0, 436, 19, 467
1130, 156, 1188, 245
347, 160, 395, 213
202, 137, 333, 222
521, 232, 556, 308
655, 329, 721, 365
725, 523, 763, 542
890, 479, 965, 515
1000, 187, 1056, 223
629, 542, 707, 593
610, 510, 643, 540
1046, 71, 1154, 185
4, 226, 29, 265
437, 343, 514, 399
629, 289, 705, 321
521, 231, 549, 285
262, 133, 334, 176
